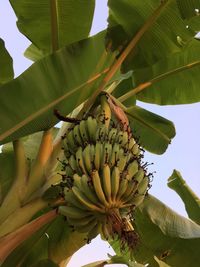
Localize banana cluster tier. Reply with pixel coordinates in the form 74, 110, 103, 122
58, 97, 150, 249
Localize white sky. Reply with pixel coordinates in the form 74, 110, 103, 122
1, 0, 200, 266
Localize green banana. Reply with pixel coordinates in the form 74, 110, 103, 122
87, 222, 101, 240
116, 176, 128, 200
73, 124, 83, 146
75, 218, 98, 233
72, 186, 102, 212
91, 170, 108, 207
111, 166, 120, 201
86, 116, 98, 143
137, 176, 149, 195
128, 137, 136, 150
79, 119, 90, 145
133, 168, 145, 184
76, 147, 88, 175
131, 143, 140, 156
108, 127, 118, 144
117, 148, 127, 171
73, 173, 82, 188
63, 189, 87, 210
127, 160, 139, 179
80, 174, 103, 207
110, 143, 120, 167
83, 145, 93, 174
94, 142, 103, 170
102, 164, 112, 203
69, 155, 81, 174
100, 94, 111, 128
101, 142, 112, 168
118, 131, 129, 147
67, 215, 95, 227
64, 130, 76, 153
58, 206, 90, 219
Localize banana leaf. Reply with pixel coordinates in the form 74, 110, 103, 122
0, 31, 115, 145
126, 105, 176, 154
9, 0, 95, 57
107, 0, 198, 70
0, 38, 14, 84
131, 40, 200, 105
176, 0, 200, 19
168, 170, 200, 225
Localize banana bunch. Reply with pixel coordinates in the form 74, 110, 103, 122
58, 94, 150, 249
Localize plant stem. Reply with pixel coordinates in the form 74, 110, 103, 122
0, 140, 27, 224
78, 0, 170, 117
118, 60, 200, 102
0, 209, 58, 263
50, 0, 59, 51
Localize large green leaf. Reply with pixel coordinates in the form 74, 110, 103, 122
107, 0, 198, 70
9, 0, 95, 55
111, 195, 200, 267
126, 105, 176, 154
168, 170, 200, 225
0, 38, 14, 84
0, 31, 115, 145
176, 0, 200, 19
131, 39, 200, 105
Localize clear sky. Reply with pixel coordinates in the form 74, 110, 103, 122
1, 0, 200, 266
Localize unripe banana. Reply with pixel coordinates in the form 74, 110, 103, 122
110, 143, 120, 167
117, 148, 128, 171
108, 127, 118, 144
94, 142, 103, 170
127, 160, 139, 179
64, 129, 77, 153
75, 219, 98, 233
86, 116, 98, 143
100, 94, 111, 128
133, 168, 145, 184
67, 215, 95, 227
73, 173, 82, 188
79, 119, 89, 145
83, 145, 93, 174
69, 155, 81, 174
131, 143, 140, 156
80, 174, 103, 208
128, 137, 136, 150
137, 176, 149, 195
111, 166, 120, 202
73, 124, 83, 146
118, 131, 129, 147
116, 176, 128, 200
58, 96, 151, 247
101, 142, 112, 168
87, 222, 101, 240
59, 206, 90, 219
63, 189, 87, 210
72, 186, 102, 212
102, 164, 112, 203
76, 147, 88, 175
96, 124, 108, 142
91, 170, 109, 207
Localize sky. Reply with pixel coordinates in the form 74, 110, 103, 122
1, 0, 200, 266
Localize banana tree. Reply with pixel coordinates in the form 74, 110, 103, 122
1, 0, 200, 266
